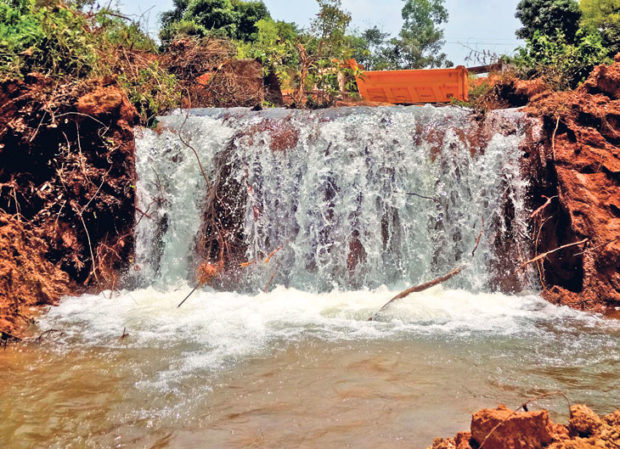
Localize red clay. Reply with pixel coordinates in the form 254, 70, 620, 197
0, 75, 138, 338
525, 57, 620, 311
429, 404, 620, 449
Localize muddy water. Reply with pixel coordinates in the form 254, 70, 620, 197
1, 286, 618, 448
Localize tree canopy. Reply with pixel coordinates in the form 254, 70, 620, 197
392, 0, 452, 69
515, 0, 582, 42
160, 0, 271, 42
580, 0, 620, 55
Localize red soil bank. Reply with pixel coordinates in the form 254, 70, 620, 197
429, 404, 620, 449
524, 57, 620, 312
0, 75, 138, 338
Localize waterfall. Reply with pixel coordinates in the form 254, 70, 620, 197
132, 106, 535, 293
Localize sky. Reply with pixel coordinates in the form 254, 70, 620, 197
117, 0, 524, 66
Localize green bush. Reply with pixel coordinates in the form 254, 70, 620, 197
0, 0, 180, 125
513, 28, 611, 89
118, 61, 179, 126
237, 18, 299, 85
0, 0, 96, 79
95, 11, 158, 52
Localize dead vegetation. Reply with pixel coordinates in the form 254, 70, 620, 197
0, 74, 138, 337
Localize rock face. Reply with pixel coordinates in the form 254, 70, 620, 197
0, 214, 70, 338
470, 405, 557, 449
0, 75, 138, 337
429, 404, 620, 449
524, 57, 620, 311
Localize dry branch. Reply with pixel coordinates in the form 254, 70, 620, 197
519, 239, 588, 269
370, 265, 467, 320
530, 195, 558, 219
471, 218, 485, 257
370, 218, 485, 319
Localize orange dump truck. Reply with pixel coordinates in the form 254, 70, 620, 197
353, 63, 469, 104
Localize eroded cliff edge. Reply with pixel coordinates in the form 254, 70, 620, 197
523, 56, 620, 312
0, 76, 138, 339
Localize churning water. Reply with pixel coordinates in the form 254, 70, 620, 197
1, 107, 618, 449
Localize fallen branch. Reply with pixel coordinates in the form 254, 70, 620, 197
370, 218, 484, 319
177, 285, 199, 308
407, 192, 438, 202
574, 237, 618, 256
370, 265, 467, 320
551, 115, 560, 159
519, 239, 588, 269
471, 217, 485, 258
177, 97, 212, 191
263, 263, 281, 293
35, 329, 65, 343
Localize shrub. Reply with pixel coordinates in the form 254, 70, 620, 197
0, 0, 96, 79
513, 29, 611, 89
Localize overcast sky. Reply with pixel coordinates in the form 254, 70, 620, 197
117, 0, 524, 66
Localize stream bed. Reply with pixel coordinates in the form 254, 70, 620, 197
1, 286, 618, 448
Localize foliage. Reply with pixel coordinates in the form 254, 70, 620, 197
159, 19, 209, 45
0, 0, 97, 79
160, 0, 270, 43
117, 61, 179, 126
310, 0, 351, 57
515, 0, 582, 43
0, 0, 180, 125
237, 18, 299, 85
301, 0, 353, 105
348, 27, 392, 70
94, 10, 158, 52
579, 0, 620, 56
391, 0, 452, 69
161, 0, 190, 29
513, 28, 611, 89
233, 0, 271, 42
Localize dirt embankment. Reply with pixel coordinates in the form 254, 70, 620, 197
522, 56, 620, 312
0, 75, 138, 339
429, 404, 620, 449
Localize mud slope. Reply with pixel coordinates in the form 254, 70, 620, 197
0, 75, 138, 338
525, 56, 620, 312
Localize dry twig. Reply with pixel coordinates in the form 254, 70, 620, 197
530, 195, 558, 219
519, 239, 588, 269
370, 265, 468, 320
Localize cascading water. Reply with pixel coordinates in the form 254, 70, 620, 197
132, 106, 534, 292
2, 106, 618, 449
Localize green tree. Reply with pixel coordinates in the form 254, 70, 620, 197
514, 28, 611, 88
392, 0, 452, 69
183, 0, 238, 37
233, 0, 270, 41
237, 18, 299, 85
580, 0, 620, 55
310, 0, 351, 57
160, 0, 270, 42
515, 0, 582, 43
161, 0, 190, 29
349, 26, 393, 70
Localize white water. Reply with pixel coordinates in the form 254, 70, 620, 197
132, 106, 534, 291
3, 106, 618, 449
40, 284, 617, 390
